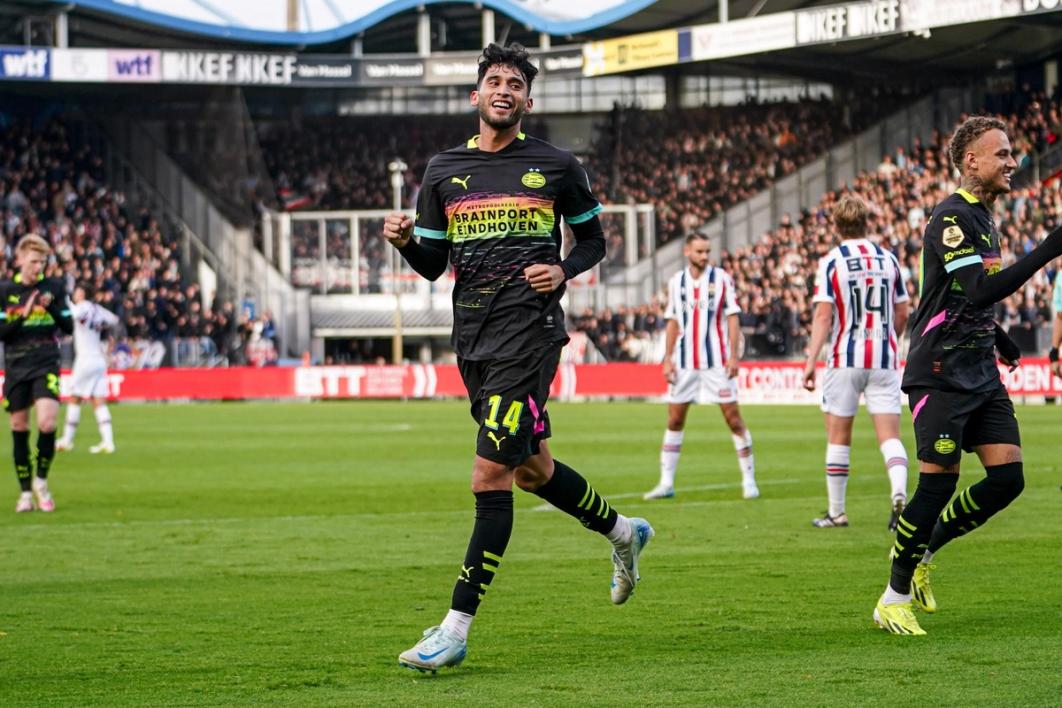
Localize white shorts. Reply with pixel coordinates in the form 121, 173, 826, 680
667, 368, 739, 405
69, 365, 109, 399
820, 368, 901, 417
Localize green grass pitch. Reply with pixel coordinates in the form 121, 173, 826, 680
2, 401, 1061, 706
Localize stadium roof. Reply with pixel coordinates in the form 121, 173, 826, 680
2, 1, 1058, 83
24, 0, 897, 46
36, 0, 678, 44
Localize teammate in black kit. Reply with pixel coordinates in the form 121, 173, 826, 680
383, 43, 653, 672
1, 234, 73, 513
873, 117, 1062, 634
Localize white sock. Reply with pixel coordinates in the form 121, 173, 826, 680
881, 585, 911, 605
606, 514, 632, 547
921, 550, 935, 564
880, 438, 908, 501
732, 430, 755, 485
95, 405, 114, 446
61, 404, 81, 444
826, 443, 850, 517
660, 429, 684, 488
441, 609, 474, 641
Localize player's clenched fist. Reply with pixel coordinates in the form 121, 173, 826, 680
383, 212, 413, 248
524, 263, 565, 293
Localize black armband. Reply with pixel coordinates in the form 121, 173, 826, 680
1050, 347, 1059, 363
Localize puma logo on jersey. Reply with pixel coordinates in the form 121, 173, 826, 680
487, 431, 506, 450
451, 174, 471, 189
942, 215, 958, 225
980, 233, 992, 247
7, 295, 19, 303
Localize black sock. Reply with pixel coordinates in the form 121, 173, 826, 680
450, 490, 514, 616
36, 430, 56, 480
889, 473, 957, 594
928, 462, 1024, 553
12, 430, 31, 492
532, 459, 618, 535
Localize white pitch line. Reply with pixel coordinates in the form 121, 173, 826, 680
530, 478, 802, 511
9, 481, 808, 532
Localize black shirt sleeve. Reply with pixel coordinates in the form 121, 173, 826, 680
951, 226, 1062, 308
556, 152, 605, 280
0, 283, 22, 340
412, 157, 449, 242
398, 237, 451, 281
555, 152, 603, 226
994, 323, 1021, 362
560, 216, 606, 280
44, 279, 73, 335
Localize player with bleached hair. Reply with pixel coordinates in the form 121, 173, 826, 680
0, 234, 73, 512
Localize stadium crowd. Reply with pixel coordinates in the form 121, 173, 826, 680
4, 86, 1059, 367
572, 89, 1062, 361
258, 115, 550, 213
0, 120, 277, 368
591, 98, 851, 248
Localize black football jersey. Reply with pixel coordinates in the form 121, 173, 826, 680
0, 274, 73, 381
414, 133, 602, 360
903, 189, 1003, 393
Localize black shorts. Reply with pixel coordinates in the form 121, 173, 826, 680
458, 345, 560, 467
908, 385, 1021, 466
3, 371, 61, 413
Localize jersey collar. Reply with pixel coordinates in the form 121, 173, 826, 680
956, 188, 980, 204
686, 265, 710, 282
13, 273, 44, 284
466, 132, 526, 149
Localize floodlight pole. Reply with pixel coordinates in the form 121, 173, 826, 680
389, 159, 408, 364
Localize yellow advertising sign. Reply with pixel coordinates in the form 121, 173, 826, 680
582, 30, 679, 77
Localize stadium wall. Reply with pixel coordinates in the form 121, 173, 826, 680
9, 361, 1060, 403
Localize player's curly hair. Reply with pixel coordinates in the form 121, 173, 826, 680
477, 42, 538, 92
948, 116, 1008, 174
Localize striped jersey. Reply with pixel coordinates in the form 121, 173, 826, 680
812, 238, 908, 370
664, 266, 741, 370
72, 300, 120, 369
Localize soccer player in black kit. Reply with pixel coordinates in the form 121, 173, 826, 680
873, 117, 1062, 634
383, 43, 653, 672
1, 234, 73, 513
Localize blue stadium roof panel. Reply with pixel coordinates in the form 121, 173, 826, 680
54, 0, 662, 44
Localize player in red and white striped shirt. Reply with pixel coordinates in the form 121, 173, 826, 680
802, 196, 911, 529
644, 232, 759, 501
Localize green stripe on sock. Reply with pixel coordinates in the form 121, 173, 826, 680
483, 550, 503, 563
577, 482, 592, 509
958, 493, 971, 515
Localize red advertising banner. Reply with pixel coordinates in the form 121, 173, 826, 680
1, 360, 1059, 402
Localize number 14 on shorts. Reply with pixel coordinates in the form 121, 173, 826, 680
484, 394, 523, 434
